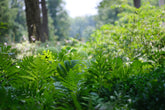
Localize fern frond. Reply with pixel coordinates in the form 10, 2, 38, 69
0, 45, 18, 86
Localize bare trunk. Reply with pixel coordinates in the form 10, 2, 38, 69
41, 0, 49, 41
24, 0, 42, 42
133, 0, 141, 8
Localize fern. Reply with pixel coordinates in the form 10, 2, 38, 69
56, 60, 79, 78
0, 44, 18, 87
55, 60, 83, 92
18, 55, 55, 95
84, 46, 112, 94
53, 60, 85, 109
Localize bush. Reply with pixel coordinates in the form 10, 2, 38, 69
0, 5, 165, 110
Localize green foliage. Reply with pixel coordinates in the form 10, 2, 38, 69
0, 0, 26, 43
47, 0, 70, 40
0, 0, 11, 42
97, 0, 128, 25
0, 44, 18, 86
69, 16, 96, 40
39, 49, 55, 62
92, 4, 165, 65
97, 0, 160, 26
0, 22, 8, 35
0, 3, 165, 110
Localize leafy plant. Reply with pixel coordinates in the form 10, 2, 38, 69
0, 44, 18, 86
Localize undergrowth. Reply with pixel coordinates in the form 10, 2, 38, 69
0, 5, 165, 110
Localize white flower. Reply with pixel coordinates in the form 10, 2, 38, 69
31, 36, 35, 41
4, 42, 7, 46
16, 66, 20, 68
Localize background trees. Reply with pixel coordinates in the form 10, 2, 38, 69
0, 0, 70, 43
47, 0, 70, 40
96, 0, 161, 27
12, 0, 26, 42
0, 0, 163, 43
0, 0, 19, 42
23, 0, 70, 42
97, 0, 130, 26
69, 16, 96, 41
0, 0, 10, 42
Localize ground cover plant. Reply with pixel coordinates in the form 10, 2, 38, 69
0, 5, 165, 110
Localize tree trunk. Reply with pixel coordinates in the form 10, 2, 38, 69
24, 0, 42, 42
159, 0, 164, 7
41, 0, 49, 41
133, 0, 141, 8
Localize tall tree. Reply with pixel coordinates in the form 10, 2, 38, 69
97, 0, 127, 25
41, 0, 49, 41
10, 0, 27, 42
48, 0, 70, 40
0, 0, 18, 43
133, 0, 141, 8
24, 0, 43, 42
0, 0, 10, 42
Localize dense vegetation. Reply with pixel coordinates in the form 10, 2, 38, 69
0, 2, 165, 109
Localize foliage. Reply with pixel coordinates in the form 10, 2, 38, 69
85, 4, 165, 109
69, 15, 96, 41
97, 0, 129, 25
0, 3, 165, 110
0, 0, 26, 43
47, 0, 70, 40
10, 0, 27, 42
0, 0, 12, 42
92, 4, 165, 66
97, 0, 160, 26
0, 44, 18, 86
